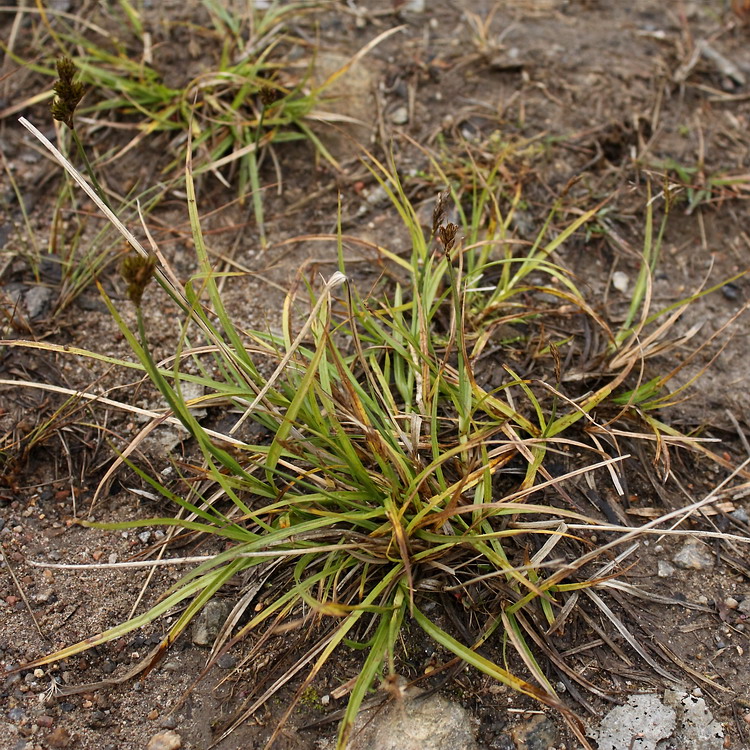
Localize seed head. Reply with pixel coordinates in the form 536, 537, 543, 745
50, 57, 85, 130
432, 188, 450, 236
438, 222, 459, 254
259, 84, 282, 108
121, 254, 157, 307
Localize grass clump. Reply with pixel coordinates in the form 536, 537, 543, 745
9, 116, 747, 750
3, 1, 367, 248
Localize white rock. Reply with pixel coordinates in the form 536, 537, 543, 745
612, 271, 630, 294
390, 106, 409, 125
657, 560, 676, 578
146, 730, 182, 750
672, 539, 714, 570
659, 689, 724, 749
346, 690, 479, 750
594, 693, 676, 750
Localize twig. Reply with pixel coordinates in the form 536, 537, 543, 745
0, 545, 47, 641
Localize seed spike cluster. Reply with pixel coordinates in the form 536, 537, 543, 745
121, 254, 157, 307
50, 57, 85, 130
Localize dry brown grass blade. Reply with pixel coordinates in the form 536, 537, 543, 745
584, 589, 678, 682
212, 631, 337, 749
514, 609, 616, 703
0, 544, 46, 641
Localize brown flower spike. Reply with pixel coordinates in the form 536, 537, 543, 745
50, 57, 85, 129
121, 254, 157, 307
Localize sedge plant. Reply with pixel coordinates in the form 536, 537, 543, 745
2, 1, 385, 245
7, 110, 749, 750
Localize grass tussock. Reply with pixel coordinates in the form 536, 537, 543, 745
4, 53, 749, 749
1, 22, 750, 747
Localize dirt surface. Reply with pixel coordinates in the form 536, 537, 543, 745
2, 1, 750, 749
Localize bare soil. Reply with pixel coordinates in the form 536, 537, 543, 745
2, 2, 750, 749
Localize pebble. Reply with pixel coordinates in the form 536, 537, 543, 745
725, 597, 739, 609
192, 600, 232, 647
389, 106, 409, 125
611, 271, 629, 293
347, 690, 478, 749
511, 714, 558, 749
25, 286, 53, 319
216, 653, 236, 670
672, 539, 714, 571
159, 715, 178, 730
146, 730, 182, 750
721, 282, 740, 301
731, 507, 749, 524
33, 589, 54, 604
657, 560, 676, 578
46, 726, 72, 748
101, 660, 116, 675
365, 185, 389, 207
739, 597, 750, 616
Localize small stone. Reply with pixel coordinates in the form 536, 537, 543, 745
36, 715, 54, 728
101, 660, 116, 675
216, 653, 236, 670
148, 709, 159, 720
347, 691, 478, 749
87, 710, 108, 728
365, 185, 389, 207
159, 715, 178, 730
47, 726, 72, 748
657, 560, 675, 578
181, 382, 206, 420
612, 271, 629, 293
32, 588, 54, 604
725, 597, 739, 609
672, 539, 714, 571
739, 597, 750, 615
33, 669, 44, 678
721, 282, 740, 301
511, 714, 558, 750
108, 553, 118, 564
25, 286, 53, 319
191, 600, 231, 647
488, 732, 515, 750
731, 507, 749, 524
137, 531, 152, 545
389, 106, 409, 125
8, 706, 26, 721
146, 730, 182, 750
